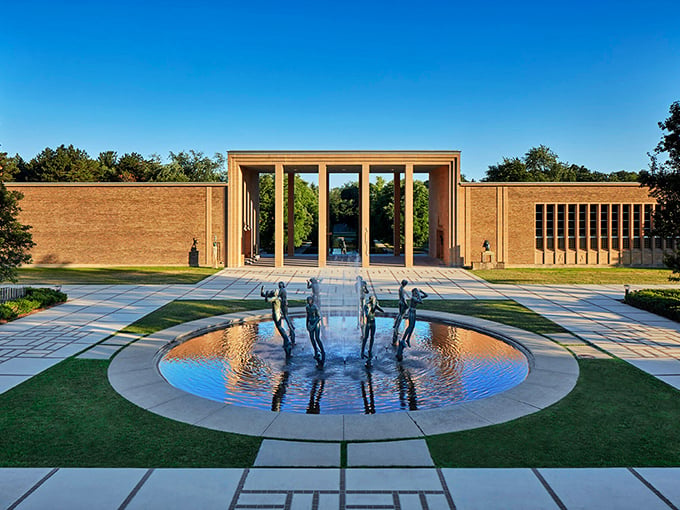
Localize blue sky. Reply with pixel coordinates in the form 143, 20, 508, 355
1, 0, 679, 181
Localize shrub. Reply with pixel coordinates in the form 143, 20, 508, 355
0, 287, 67, 322
625, 288, 680, 322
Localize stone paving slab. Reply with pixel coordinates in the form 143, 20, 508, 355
124, 468, 242, 510
14, 468, 146, 510
254, 440, 341, 467
347, 439, 433, 467
0, 468, 52, 510
538, 468, 671, 510
441, 468, 559, 510
0, 375, 32, 394
76, 344, 121, 360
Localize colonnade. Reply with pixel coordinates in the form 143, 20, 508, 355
227, 152, 461, 268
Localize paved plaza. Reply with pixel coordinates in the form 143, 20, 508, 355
1, 266, 680, 508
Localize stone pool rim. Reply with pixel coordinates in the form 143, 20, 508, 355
108, 308, 579, 441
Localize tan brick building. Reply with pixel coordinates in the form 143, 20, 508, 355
7, 150, 667, 268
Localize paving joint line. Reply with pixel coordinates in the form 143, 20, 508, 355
118, 468, 154, 510
7, 467, 59, 510
531, 468, 567, 510
628, 467, 679, 510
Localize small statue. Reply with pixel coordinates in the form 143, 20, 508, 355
261, 285, 293, 358
278, 281, 295, 344
191, 238, 198, 251
483, 239, 491, 251
307, 277, 322, 308
305, 296, 325, 368
396, 288, 428, 362
392, 279, 410, 345
361, 295, 384, 364
356, 276, 369, 332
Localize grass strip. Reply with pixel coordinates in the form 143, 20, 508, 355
427, 358, 680, 467
17, 266, 220, 285
0, 358, 260, 467
473, 267, 676, 285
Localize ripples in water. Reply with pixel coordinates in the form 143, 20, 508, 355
158, 316, 529, 414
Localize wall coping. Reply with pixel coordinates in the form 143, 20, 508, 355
4, 182, 228, 188
461, 181, 646, 188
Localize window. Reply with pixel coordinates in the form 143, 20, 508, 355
557, 204, 565, 250
568, 205, 576, 249
590, 205, 598, 250
623, 205, 630, 249
546, 205, 554, 250
535, 204, 543, 249
612, 205, 619, 249
644, 205, 652, 248
579, 204, 587, 250
600, 205, 608, 250
633, 205, 641, 249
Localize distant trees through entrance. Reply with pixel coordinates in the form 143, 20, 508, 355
258, 174, 429, 256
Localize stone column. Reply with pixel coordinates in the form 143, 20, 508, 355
393, 172, 401, 256
287, 172, 295, 257
318, 163, 327, 267
405, 163, 414, 267
275, 163, 284, 267
361, 163, 370, 267
227, 158, 243, 267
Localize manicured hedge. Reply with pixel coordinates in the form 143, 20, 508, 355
0, 288, 68, 321
625, 288, 680, 322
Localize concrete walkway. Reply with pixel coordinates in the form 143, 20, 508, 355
2, 267, 680, 508
2, 466, 679, 509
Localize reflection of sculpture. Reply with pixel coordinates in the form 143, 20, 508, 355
278, 281, 295, 344
397, 364, 418, 410
307, 277, 322, 308
306, 296, 325, 367
306, 378, 325, 414
392, 279, 410, 345
271, 370, 290, 411
361, 295, 384, 363
340, 237, 347, 255
396, 288, 428, 361
360, 369, 376, 414
356, 276, 369, 331
261, 286, 293, 358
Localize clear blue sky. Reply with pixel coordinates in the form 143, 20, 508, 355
1, 0, 679, 181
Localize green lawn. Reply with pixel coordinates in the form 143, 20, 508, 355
16, 266, 220, 285
2, 298, 680, 467
473, 267, 677, 285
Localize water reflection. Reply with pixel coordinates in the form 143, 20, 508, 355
396, 364, 418, 411
306, 378, 325, 414
360, 369, 376, 414
159, 316, 529, 414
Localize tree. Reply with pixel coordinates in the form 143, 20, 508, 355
483, 146, 639, 182
0, 182, 34, 282
25, 144, 105, 181
165, 151, 226, 182
258, 174, 319, 253
639, 101, 680, 280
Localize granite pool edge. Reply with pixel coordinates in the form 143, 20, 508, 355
107, 308, 579, 441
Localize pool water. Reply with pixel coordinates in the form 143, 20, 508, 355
158, 316, 529, 414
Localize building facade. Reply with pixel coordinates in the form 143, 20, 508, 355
6, 150, 667, 269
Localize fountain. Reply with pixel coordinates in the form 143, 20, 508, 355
158, 267, 531, 415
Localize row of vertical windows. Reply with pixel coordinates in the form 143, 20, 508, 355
535, 204, 676, 251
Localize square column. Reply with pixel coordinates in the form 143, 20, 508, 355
360, 163, 370, 267
405, 163, 414, 267
275, 163, 284, 267
393, 172, 401, 256
287, 172, 295, 257
318, 163, 327, 267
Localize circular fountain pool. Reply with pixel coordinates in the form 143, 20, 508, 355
158, 315, 529, 414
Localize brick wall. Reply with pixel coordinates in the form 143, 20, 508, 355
460, 182, 658, 267
7, 183, 227, 266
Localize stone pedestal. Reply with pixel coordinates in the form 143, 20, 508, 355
472, 251, 499, 270
188, 249, 199, 267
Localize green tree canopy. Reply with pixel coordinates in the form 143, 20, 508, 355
483, 145, 639, 182
639, 101, 680, 279
0, 182, 34, 282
